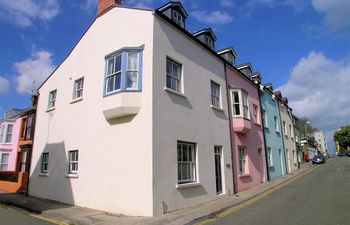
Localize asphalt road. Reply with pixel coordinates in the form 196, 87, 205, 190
206, 157, 350, 225
0, 204, 54, 225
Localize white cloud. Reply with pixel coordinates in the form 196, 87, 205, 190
220, 0, 234, 7
0, 0, 59, 27
311, 0, 350, 31
277, 52, 350, 151
191, 10, 233, 25
246, 0, 305, 11
15, 51, 55, 94
0, 76, 9, 94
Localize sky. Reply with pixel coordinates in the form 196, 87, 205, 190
0, 0, 350, 154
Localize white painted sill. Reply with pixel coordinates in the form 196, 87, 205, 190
46, 107, 56, 112
39, 173, 49, 177
70, 97, 83, 104
164, 87, 187, 98
211, 105, 225, 112
239, 173, 250, 178
66, 174, 79, 178
176, 182, 202, 189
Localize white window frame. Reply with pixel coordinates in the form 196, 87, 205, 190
0, 152, 9, 171
230, 89, 250, 119
105, 53, 122, 94
283, 121, 287, 136
68, 150, 79, 174
41, 153, 49, 173
177, 141, 197, 184
125, 52, 139, 90
48, 90, 57, 109
20, 151, 27, 172
172, 9, 184, 28
166, 58, 182, 93
238, 146, 247, 175
210, 81, 221, 108
262, 109, 268, 127
5, 124, 13, 144
274, 116, 279, 132
205, 35, 214, 49
73, 77, 84, 100
253, 104, 260, 124
267, 147, 273, 167
0, 123, 14, 144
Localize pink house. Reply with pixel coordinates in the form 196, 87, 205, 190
0, 110, 22, 171
218, 48, 268, 192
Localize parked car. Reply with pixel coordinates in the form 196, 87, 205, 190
312, 155, 325, 164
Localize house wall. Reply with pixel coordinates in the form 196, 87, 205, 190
260, 89, 285, 180
279, 104, 298, 173
29, 7, 155, 217
0, 118, 21, 171
226, 68, 267, 192
151, 16, 234, 215
314, 131, 327, 154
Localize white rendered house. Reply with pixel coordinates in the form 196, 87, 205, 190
29, 0, 234, 217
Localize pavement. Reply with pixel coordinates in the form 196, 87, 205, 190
0, 162, 315, 225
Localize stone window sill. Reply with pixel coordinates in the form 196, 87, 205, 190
164, 87, 187, 98
176, 182, 202, 189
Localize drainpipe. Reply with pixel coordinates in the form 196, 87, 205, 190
224, 63, 237, 194
277, 101, 288, 175
26, 94, 38, 196
258, 88, 270, 182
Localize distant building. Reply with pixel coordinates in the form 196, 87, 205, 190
313, 130, 328, 155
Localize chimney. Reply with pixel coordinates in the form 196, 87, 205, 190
97, 0, 122, 17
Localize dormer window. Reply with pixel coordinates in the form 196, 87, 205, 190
238, 63, 254, 79
217, 47, 237, 66
157, 2, 188, 29
193, 28, 217, 50
205, 36, 214, 49
172, 10, 184, 28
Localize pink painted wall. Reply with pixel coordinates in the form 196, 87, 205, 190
0, 118, 21, 171
226, 66, 268, 192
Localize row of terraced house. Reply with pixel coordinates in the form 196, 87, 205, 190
0, 0, 328, 217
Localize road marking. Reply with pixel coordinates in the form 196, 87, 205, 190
0, 204, 71, 225
194, 166, 319, 225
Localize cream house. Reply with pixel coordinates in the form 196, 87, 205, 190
29, 0, 233, 217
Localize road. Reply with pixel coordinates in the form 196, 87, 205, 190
203, 157, 350, 225
0, 204, 54, 225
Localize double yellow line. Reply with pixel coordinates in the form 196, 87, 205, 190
194, 166, 318, 225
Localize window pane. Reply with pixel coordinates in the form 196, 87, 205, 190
115, 55, 122, 72
127, 52, 138, 70
234, 104, 240, 115
115, 73, 121, 90
173, 64, 179, 78
233, 92, 239, 103
167, 61, 172, 74
107, 76, 115, 93
126, 72, 138, 88
108, 58, 115, 75
1, 153, 9, 163
178, 163, 182, 180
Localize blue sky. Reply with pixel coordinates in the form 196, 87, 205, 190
0, 0, 350, 153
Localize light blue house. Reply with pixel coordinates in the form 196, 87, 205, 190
259, 83, 286, 180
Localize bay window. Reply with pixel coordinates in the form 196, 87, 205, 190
231, 89, 250, 119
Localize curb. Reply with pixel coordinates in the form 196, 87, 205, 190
0, 199, 42, 214
187, 165, 317, 225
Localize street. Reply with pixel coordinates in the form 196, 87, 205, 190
0, 204, 54, 225
202, 157, 350, 225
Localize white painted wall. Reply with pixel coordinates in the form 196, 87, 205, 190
152, 16, 234, 215
29, 7, 155, 216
